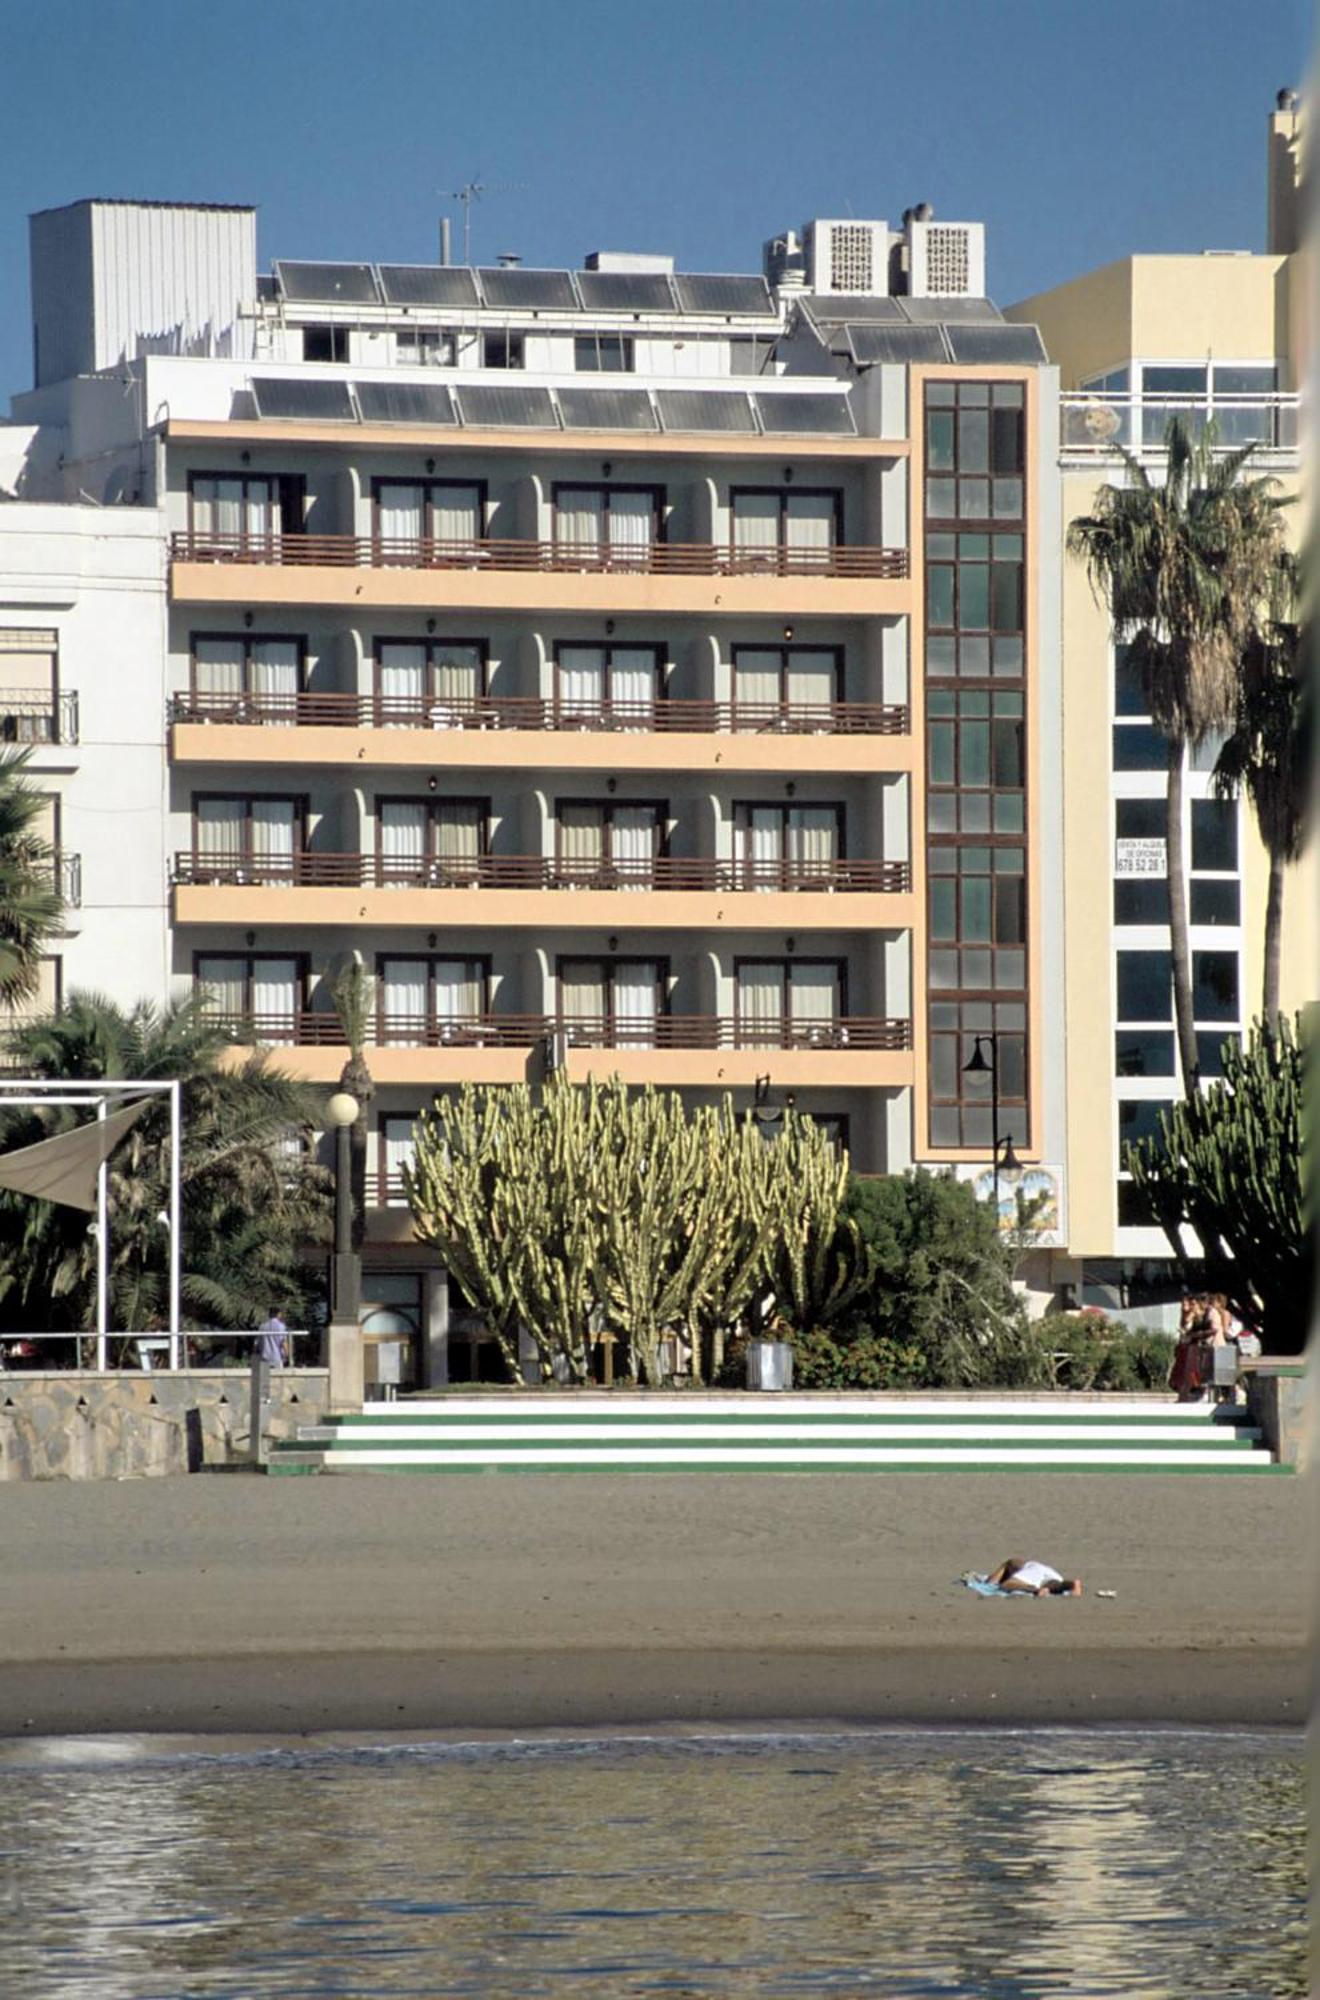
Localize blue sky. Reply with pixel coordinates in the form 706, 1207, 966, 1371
0, 0, 1311, 400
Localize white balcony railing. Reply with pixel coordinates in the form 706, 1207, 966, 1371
1060, 392, 1300, 458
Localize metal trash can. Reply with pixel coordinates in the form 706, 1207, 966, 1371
746, 1339, 794, 1391
1210, 1343, 1239, 1389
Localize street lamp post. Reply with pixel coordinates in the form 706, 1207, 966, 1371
962, 1034, 1021, 1225
325, 1089, 362, 1410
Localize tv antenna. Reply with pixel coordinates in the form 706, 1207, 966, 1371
445, 179, 526, 266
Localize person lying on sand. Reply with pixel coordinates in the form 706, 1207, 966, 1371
984, 1558, 1082, 1598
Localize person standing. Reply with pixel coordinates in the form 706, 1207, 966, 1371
256, 1311, 288, 1367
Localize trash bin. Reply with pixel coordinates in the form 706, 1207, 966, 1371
746, 1339, 793, 1391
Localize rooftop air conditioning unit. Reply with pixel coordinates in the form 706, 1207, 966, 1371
906, 218, 985, 298
802, 220, 892, 298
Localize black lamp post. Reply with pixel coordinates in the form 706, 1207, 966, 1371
326, 1089, 361, 1324
962, 1034, 1022, 1223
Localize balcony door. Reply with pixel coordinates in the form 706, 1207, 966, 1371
736, 959, 844, 1046
378, 1115, 419, 1205
196, 953, 302, 1039
376, 639, 484, 725
732, 646, 838, 728
189, 474, 303, 547
378, 956, 487, 1045
374, 481, 483, 558
731, 488, 839, 571
557, 801, 663, 888
192, 795, 300, 883
734, 802, 841, 887
556, 645, 661, 729
553, 486, 659, 568
378, 798, 486, 886
559, 958, 665, 1046
192, 636, 302, 722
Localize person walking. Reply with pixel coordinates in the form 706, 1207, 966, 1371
256, 1311, 288, 1368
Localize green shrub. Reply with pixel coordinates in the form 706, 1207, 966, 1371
789, 1326, 927, 1390
1042, 1312, 1175, 1391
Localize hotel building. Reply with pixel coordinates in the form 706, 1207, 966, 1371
1, 195, 1064, 1373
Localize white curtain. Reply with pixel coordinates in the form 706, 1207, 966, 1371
195, 797, 242, 874
434, 959, 482, 1024
733, 649, 781, 724
732, 492, 779, 567
558, 646, 604, 722
560, 805, 604, 880
379, 642, 426, 724
435, 802, 481, 881
382, 1117, 416, 1201
739, 806, 783, 888
613, 960, 659, 1046
784, 493, 835, 565
434, 644, 481, 721
610, 806, 657, 889
253, 956, 298, 1032
378, 482, 424, 543
555, 487, 603, 555
381, 959, 429, 1043
789, 962, 839, 1040
787, 807, 838, 880
250, 640, 299, 724
738, 962, 784, 1041
251, 797, 296, 879
193, 638, 244, 707
610, 648, 657, 728
560, 960, 606, 1034
785, 650, 835, 724
433, 485, 481, 546
380, 801, 427, 884
608, 491, 653, 567
196, 954, 246, 1019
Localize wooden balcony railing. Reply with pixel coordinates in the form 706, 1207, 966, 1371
171, 691, 910, 736
212, 1011, 913, 1053
175, 852, 912, 894
169, 530, 910, 580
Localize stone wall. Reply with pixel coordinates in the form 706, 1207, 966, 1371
0, 1369, 329, 1480
1244, 1362, 1311, 1470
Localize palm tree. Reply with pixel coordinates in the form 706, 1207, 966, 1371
0, 746, 65, 1007
1213, 552, 1310, 1021
1067, 418, 1287, 1092
331, 958, 375, 1242
0, 992, 332, 1337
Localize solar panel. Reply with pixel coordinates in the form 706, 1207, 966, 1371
673, 273, 776, 317
555, 388, 658, 431
476, 267, 579, 311
655, 389, 756, 432
945, 324, 1047, 364
575, 269, 677, 314
897, 296, 1001, 322
274, 261, 379, 304
377, 265, 481, 308
803, 295, 904, 324
251, 377, 356, 421
456, 385, 559, 427
754, 393, 856, 435
354, 381, 457, 425
847, 324, 948, 365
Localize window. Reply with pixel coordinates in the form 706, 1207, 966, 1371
731, 488, 839, 569
1191, 798, 1237, 874
396, 327, 454, 367
191, 795, 302, 882
1115, 1029, 1175, 1077
1116, 950, 1172, 1023
1192, 950, 1238, 1021
376, 797, 487, 885
734, 802, 842, 885
735, 960, 845, 1046
5, 953, 61, 1028
925, 379, 1025, 525
303, 325, 349, 363
1118, 1098, 1172, 1150
190, 635, 303, 720
555, 645, 662, 726
926, 688, 1025, 833
556, 800, 664, 885
1190, 878, 1239, 926
732, 646, 840, 725
373, 479, 484, 552
377, 1115, 420, 1204
574, 334, 634, 372
553, 485, 661, 565
0, 627, 60, 743
558, 958, 666, 1046
189, 473, 305, 543
482, 331, 524, 369
1117, 1180, 1159, 1228
375, 639, 486, 723
195, 954, 303, 1036
927, 843, 1026, 988
924, 531, 1024, 678
377, 957, 489, 1045
927, 998, 1027, 1149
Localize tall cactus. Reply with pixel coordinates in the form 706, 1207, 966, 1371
1125, 1011, 1311, 1352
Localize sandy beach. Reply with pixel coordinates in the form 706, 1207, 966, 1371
0, 1472, 1306, 1735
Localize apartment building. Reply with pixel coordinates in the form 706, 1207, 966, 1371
1005, 90, 1314, 1321
3, 195, 1061, 1376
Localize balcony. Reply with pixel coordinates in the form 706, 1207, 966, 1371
175, 849, 908, 893
168, 531, 912, 617
171, 690, 909, 735
0, 689, 79, 747
52, 852, 81, 909
1060, 392, 1300, 460
212, 1009, 916, 1090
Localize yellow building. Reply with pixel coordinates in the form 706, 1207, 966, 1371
1005, 89, 1313, 1317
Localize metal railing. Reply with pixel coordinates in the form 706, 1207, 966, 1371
0, 689, 79, 746
174, 851, 911, 894
169, 530, 911, 580
0, 1327, 316, 1373
53, 852, 81, 908
170, 690, 910, 736
212, 1010, 913, 1053
1060, 392, 1301, 456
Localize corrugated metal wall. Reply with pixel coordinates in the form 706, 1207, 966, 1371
30, 204, 95, 387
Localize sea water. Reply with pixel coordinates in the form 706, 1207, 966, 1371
0, 1729, 1304, 1998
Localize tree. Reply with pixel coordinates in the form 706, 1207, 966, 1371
0, 992, 332, 1335
1213, 552, 1311, 1021
0, 746, 65, 1008
1125, 1013, 1310, 1354
1067, 418, 1286, 1091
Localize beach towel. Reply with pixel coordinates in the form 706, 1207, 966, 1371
959, 1572, 1017, 1597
